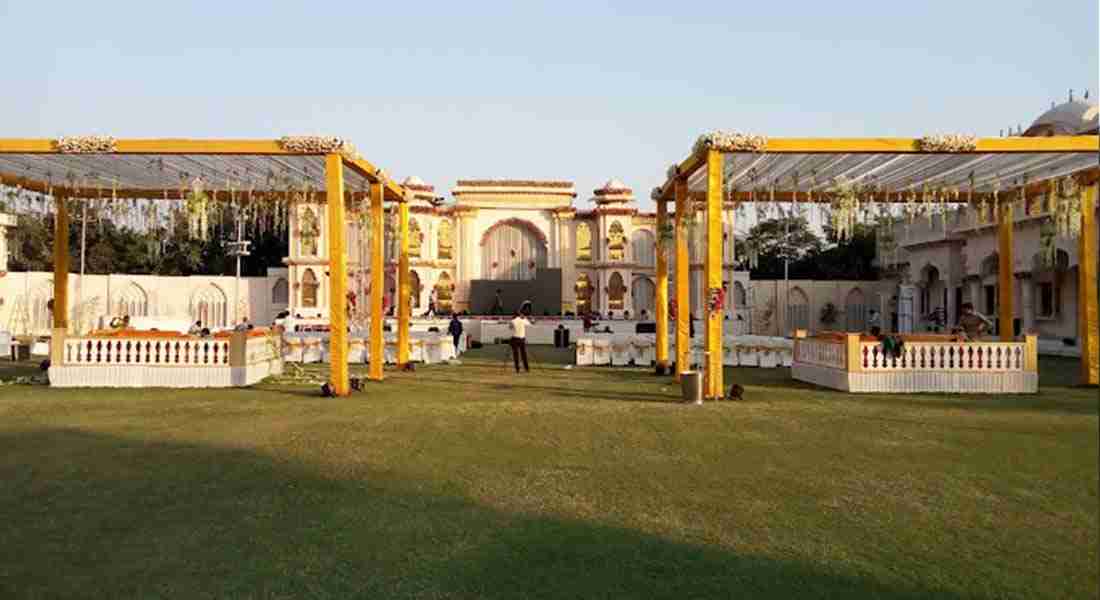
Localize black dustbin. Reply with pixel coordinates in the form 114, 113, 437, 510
562, 328, 570, 347
553, 328, 563, 348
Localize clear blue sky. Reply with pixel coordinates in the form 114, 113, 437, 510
1, 1, 1096, 210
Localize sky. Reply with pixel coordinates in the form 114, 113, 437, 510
1, 1, 1097, 211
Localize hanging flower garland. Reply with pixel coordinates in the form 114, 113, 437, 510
828, 176, 858, 240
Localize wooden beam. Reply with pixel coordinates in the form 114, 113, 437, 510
674, 178, 690, 379
997, 201, 1014, 341
1079, 184, 1098, 385
704, 149, 724, 399
342, 155, 406, 201
655, 198, 670, 371
325, 154, 350, 396
368, 181, 385, 382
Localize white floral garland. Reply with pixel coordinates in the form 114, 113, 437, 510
55, 135, 117, 153
916, 134, 977, 153
693, 131, 768, 154
278, 136, 359, 160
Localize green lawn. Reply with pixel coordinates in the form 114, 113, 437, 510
0, 348, 1096, 599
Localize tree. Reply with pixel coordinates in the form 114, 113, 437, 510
736, 216, 823, 279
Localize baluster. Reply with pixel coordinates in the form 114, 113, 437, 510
996, 346, 1003, 370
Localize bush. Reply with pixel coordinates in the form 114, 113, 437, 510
820, 302, 839, 326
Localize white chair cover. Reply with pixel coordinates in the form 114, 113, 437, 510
576, 338, 594, 366
592, 338, 611, 366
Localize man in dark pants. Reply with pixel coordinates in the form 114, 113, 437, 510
509, 311, 531, 373
447, 314, 464, 353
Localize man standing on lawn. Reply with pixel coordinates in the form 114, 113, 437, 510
448, 314, 464, 353
509, 310, 531, 373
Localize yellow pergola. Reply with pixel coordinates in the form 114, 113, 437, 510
0, 136, 417, 396
654, 134, 1099, 397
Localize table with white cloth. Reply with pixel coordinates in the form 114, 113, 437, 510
280, 331, 466, 365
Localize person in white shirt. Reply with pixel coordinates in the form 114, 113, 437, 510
509, 311, 532, 373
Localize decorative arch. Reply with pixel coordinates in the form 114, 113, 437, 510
575, 273, 593, 315
301, 269, 319, 308
191, 284, 228, 328
434, 272, 454, 313
29, 280, 54, 334
631, 229, 656, 267
631, 276, 656, 316
787, 286, 809, 331
980, 254, 999, 278
608, 272, 626, 311
272, 277, 289, 305
576, 222, 592, 262
116, 282, 149, 317
845, 287, 866, 331
480, 219, 548, 281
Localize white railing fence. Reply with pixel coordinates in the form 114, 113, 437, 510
860, 341, 1026, 372
64, 337, 230, 366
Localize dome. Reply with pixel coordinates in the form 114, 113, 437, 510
1024, 96, 1099, 136
601, 178, 628, 191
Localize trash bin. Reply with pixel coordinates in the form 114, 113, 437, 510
680, 371, 702, 404
562, 328, 570, 347
553, 328, 563, 348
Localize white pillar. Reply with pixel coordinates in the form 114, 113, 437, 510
1019, 274, 1034, 334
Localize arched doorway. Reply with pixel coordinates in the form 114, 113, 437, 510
116, 283, 149, 317
631, 276, 656, 316
191, 284, 228, 328
787, 286, 809, 332
845, 287, 866, 331
480, 219, 547, 280
608, 272, 626, 311
631, 229, 656, 267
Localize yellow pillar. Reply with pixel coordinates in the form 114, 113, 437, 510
50, 193, 70, 365
655, 197, 670, 371
997, 201, 1014, 341
52, 194, 69, 331
397, 195, 411, 367
1079, 184, 1098, 385
674, 179, 690, 378
704, 150, 724, 399
368, 181, 385, 381
325, 154, 350, 396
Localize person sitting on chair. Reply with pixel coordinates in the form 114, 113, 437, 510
956, 302, 992, 341
188, 321, 203, 336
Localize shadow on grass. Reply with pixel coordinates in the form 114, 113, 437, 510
0, 427, 969, 600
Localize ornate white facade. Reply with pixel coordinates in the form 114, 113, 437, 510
279, 177, 745, 318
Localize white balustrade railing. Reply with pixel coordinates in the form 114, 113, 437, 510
860, 341, 1026, 372
245, 335, 281, 365
795, 339, 846, 369
63, 337, 230, 367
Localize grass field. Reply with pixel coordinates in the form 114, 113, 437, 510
0, 347, 1096, 599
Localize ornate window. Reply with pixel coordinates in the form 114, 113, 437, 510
576, 222, 591, 262
438, 219, 454, 260
608, 221, 626, 261
301, 269, 319, 308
